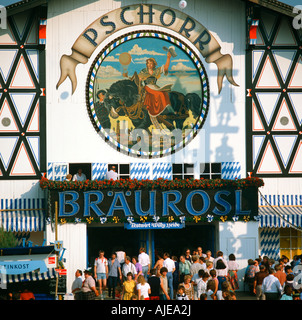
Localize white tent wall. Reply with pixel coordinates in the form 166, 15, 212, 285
219, 221, 260, 291
0, 180, 45, 199
45, 222, 87, 294
260, 178, 302, 197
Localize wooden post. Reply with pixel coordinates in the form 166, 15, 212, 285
55, 201, 59, 299
55, 201, 58, 244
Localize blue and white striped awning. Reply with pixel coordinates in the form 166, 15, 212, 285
258, 193, 302, 228
5, 268, 57, 283
259, 206, 302, 228
258, 192, 302, 260
0, 198, 46, 232
259, 194, 302, 207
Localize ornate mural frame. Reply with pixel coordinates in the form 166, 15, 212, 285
85, 30, 210, 159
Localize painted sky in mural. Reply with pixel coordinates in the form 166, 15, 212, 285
94, 38, 202, 96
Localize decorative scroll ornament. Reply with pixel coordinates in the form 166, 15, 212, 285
56, 4, 238, 94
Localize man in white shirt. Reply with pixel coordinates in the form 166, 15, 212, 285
196, 271, 209, 299
72, 168, 87, 181
261, 268, 282, 300
138, 247, 150, 279
196, 246, 207, 259
94, 250, 108, 300
122, 256, 137, 280
163, 252, 175, 300
106, 165, 118, 180
205, 250, 214, 262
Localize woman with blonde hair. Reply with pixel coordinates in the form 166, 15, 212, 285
136, 274, 151, 300
180, 274, 194, 300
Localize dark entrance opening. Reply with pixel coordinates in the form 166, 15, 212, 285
153, 224, 215, 258
87, 224, 216, 268
87, 227, 140, 267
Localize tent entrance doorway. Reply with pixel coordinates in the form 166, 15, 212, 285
152, 224, 215, 259
87, 226, 141, 268
87, 224, 216, 268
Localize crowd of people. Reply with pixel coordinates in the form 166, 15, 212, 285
244, 254, 302, 300
71, 246, 302, 301
71, 246, 225, 300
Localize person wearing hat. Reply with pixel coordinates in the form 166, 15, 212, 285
95, 89, 111, 129
82, 269, 99, 300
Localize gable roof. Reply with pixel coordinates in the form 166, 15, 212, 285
3, 0, 47, 16
3, 0, 298, 18
246, 0, 298, 17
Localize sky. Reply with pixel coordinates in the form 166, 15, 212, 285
280, 0, 302, 6
95, 37, 202, 96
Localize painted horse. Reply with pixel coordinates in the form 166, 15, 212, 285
96, 78, 202, 132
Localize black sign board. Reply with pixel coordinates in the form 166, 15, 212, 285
49, 275, 67, 295
48, 186, 258, 223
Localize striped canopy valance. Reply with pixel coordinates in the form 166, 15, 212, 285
0, 198, 46, 232
5, 268, 57, 284
259, 194, 302, 207
258, 192, 302, 228
259, 206, 302, 228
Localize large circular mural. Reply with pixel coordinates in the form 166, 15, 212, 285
86, 31, 210, 158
